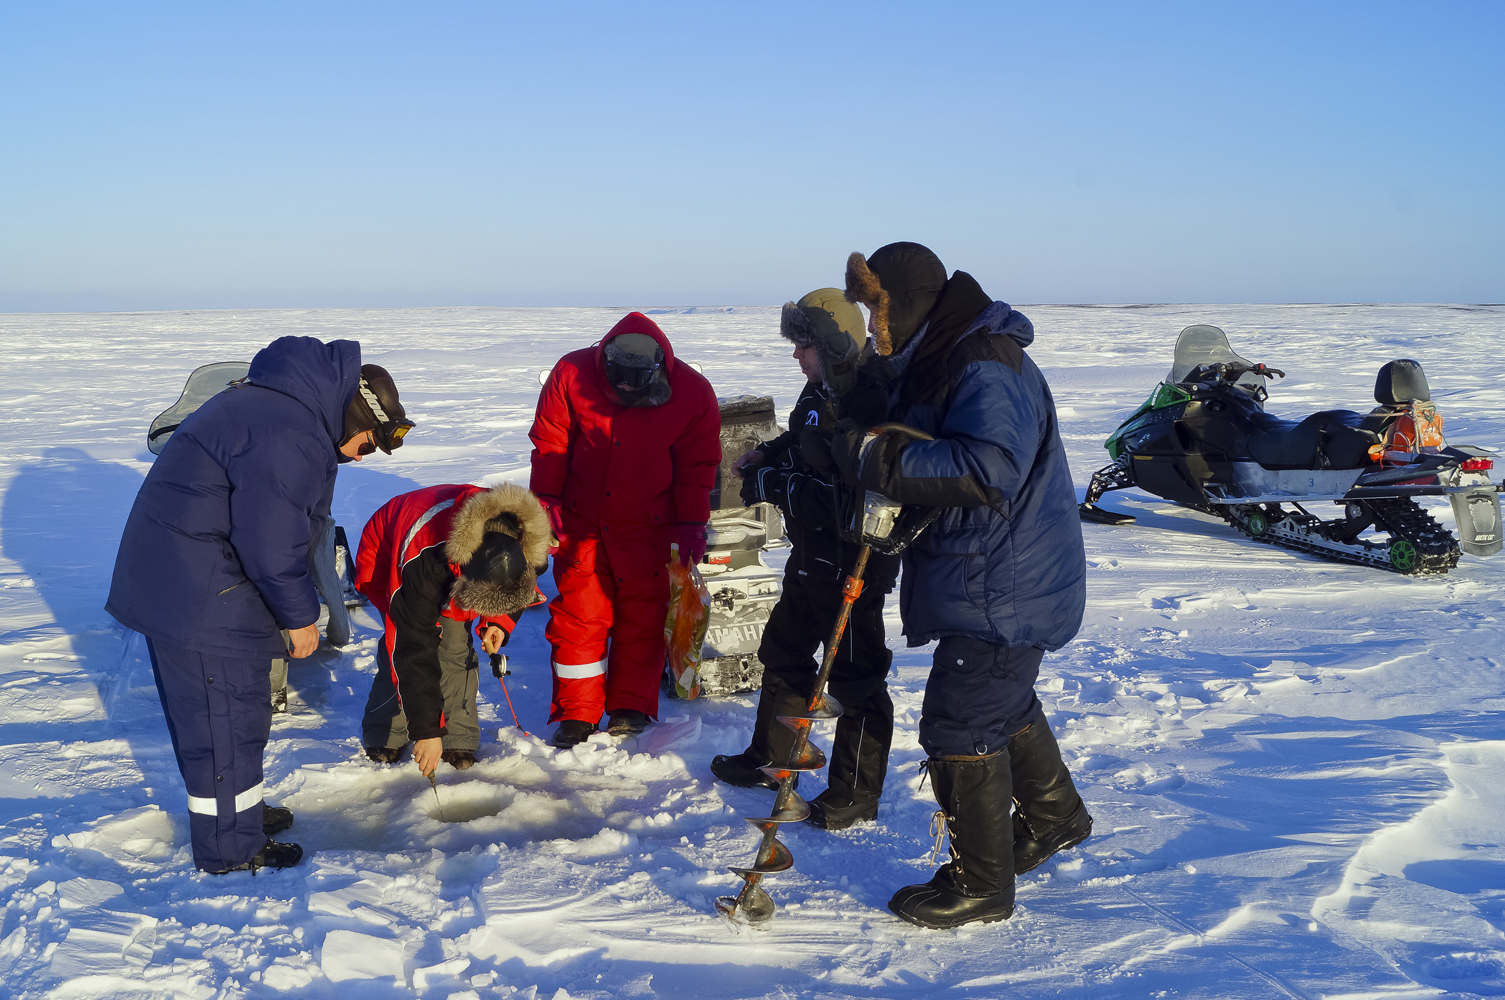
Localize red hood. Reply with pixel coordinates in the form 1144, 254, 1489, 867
595, 312, 677, 376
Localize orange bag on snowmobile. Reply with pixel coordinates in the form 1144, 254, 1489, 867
664, 544, 711, 700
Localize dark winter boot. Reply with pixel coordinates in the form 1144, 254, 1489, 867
1009, 717, 1093, 874
212, 839, 304, 874
809, 678, 895, 830
710, 751, 801, 791
712, 673, 809, 789
606, 709, 650, 737
441, 749, 478, 770
365, 746, 404, 764
262, 805, 294, 836
551, 719, 599, 748
807, 789, 877, 830
889, 753, 1014, 929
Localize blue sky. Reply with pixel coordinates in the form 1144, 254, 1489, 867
2, 1, 1501, 310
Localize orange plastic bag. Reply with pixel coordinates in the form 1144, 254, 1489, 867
664, 543, 712, 700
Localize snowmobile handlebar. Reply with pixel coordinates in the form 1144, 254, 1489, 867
1184, 361, 1286, 385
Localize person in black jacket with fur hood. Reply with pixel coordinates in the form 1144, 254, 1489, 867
355, 482, 551, 778
710, 289, 902, 830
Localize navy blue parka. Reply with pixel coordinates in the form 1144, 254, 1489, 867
849, 275, 1086, 651
107, 337, 362, 657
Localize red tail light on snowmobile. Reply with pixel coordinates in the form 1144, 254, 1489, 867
1461, 457, 1494, 471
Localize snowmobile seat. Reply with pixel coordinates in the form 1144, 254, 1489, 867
1373, 359, 1430, 407
1361, 360, 1436, 438
1247, 409, 1377, 470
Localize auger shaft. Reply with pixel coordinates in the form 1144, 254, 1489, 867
723, 545, 872, 922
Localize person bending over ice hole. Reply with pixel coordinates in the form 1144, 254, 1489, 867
529, 312, 721, 747
711, 289, 902, 830
356, 483, 551, 775
832, 243, 1093, 929
107, 339, 410, 874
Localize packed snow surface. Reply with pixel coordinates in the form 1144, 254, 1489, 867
2, 303, 1503, 999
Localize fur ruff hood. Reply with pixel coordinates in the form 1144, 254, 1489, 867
779, 301, 817, 348
844, 252, 892, 353
845, 244, 948, 356
445, 483, 554, 618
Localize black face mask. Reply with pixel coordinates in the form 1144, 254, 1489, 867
606, 359, 660, 390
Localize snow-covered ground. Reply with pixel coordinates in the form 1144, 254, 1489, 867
1, 303, 1503, 1000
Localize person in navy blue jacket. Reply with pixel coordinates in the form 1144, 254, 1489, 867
107, 337, 411, 874
833, 243, 1091, 929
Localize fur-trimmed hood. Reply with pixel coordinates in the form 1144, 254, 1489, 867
845, 243, 948, 356
445, 482, 554, 618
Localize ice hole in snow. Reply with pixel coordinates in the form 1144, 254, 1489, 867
425, 785, 511, 824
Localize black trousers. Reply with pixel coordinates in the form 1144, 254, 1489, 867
919, 637, 1044, 758
753, 550, 900, 802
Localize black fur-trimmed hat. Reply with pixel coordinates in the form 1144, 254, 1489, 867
844, 242, 948, 356
446, 483, 554, 618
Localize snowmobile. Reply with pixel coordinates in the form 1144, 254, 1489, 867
1078, 325, 1503, 575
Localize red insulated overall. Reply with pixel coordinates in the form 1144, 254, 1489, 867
529, 313, 721, 722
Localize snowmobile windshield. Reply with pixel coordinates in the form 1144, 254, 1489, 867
147, 361, 252, 454
1167, 325, 1268, 395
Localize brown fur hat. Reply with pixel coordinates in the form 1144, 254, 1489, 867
444, 483, 554, 617
844, 243, 947, 356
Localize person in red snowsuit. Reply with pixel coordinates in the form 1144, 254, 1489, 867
529, 312, 721, 746
354, 482, 552, 776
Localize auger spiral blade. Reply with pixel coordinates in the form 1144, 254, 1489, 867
762, 742, 827, 771
714, 545, 876, 926
806, 691, 844, 721
716, 882, 776, 924
745, 789, 810, 825
729, 835, 793, 875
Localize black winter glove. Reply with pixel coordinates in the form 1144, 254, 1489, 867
739, 463, 789, 509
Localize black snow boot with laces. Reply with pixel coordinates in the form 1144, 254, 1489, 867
889, 752, 1015, 929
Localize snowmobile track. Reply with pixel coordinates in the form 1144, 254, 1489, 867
1216, 497, 1460, 576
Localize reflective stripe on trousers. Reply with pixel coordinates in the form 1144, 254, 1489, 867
147, 636, 274, 873
187, 781, 265, 816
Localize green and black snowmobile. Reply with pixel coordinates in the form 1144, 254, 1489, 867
1079, 325, 1503, 575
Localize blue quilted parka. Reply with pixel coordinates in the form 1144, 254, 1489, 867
853, 287, 1086, 650
107, 337, 362, 657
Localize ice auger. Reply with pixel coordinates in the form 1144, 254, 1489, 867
716, 424, 938, 925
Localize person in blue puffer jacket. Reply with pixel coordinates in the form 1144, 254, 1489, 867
107, 336, 412, 874
832, 242, 1091, 930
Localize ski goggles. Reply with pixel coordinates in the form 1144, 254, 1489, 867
375, 418, 415, 453
605, 359, 660, 390
355, 419, 415, 455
